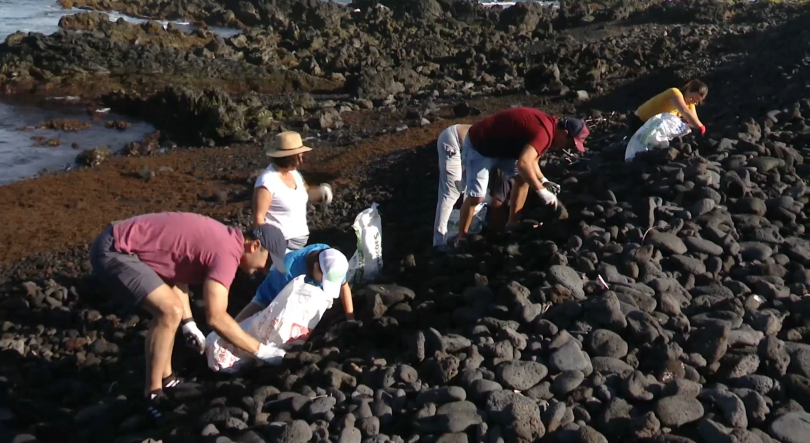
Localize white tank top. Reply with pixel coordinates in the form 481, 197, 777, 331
254, 165, 309, 240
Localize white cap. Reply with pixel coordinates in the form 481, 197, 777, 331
319, 249, 348, 299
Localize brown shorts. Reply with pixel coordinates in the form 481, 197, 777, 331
89, 225, 165, 312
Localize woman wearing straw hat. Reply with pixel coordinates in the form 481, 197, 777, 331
253, 131, 333, 252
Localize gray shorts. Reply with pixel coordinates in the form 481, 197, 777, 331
286, 235, 309, 252
89, 225, 165, 312
491, 172, 514, 206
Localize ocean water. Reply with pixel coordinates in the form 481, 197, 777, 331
0, 0, 242, 41
0, 0, 244, 184
0, 96, 156, 184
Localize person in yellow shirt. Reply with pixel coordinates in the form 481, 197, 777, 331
629, 80, 708, 135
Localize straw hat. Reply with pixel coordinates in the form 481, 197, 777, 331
265, 131, 313, 157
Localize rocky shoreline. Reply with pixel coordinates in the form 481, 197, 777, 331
4, 1, 810, 443
0, 0, 786, 145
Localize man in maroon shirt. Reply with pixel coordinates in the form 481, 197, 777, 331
455, 107, 589, 243
89, 212, 287, 419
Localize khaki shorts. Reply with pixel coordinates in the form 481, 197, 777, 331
89, 225, 165, 312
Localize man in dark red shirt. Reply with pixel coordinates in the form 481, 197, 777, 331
455, 107, 589, 243
89, 212, 287, 420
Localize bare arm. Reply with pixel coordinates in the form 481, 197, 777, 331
670, 94, 703, 129
508, 175, 530, 225
517, 144, 544, 192
534, 161, 545, 184
339, 282, 354, 321
307, 186, 323, 203
203, 279, 260, 355
233, 301, 265, 323
252, 187, 273, 229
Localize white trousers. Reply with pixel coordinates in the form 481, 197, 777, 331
433, 125, 466, 247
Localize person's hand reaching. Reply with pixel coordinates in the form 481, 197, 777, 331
543, 181, 561, 195
180, 319, 205, 354
319, 184, 333, 205
254, 343, 285, 364
537, 188, 558, 209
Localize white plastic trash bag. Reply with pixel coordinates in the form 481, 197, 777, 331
625, 112, 691, 162
346, 203, 383, 288
447, 202, 488, 240
205, 275, 334, 373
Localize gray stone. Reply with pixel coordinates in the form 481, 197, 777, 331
740, 242, 774, 262
436, 401, 477, 416
698, 418, 732, 443
749, 157, 784, 173
724, 353, 761, 379
732, 375, 778, 396
769, 412, 810, 443
586, 293, 627, 331
503, 400, 545, 441
737, 197, 767, 216
267, 420, 313, 443
669, 255, 707, 275
551, 371, 585, 395
525, 382, 553, 401
689, 324, 730, 364
484, 390, 537, 418
549, 341, 591, 374
548, 266, 585, 300
596, 398, 632, 438
590, 357, 634, 377
629, 411, 661, 439
684, 237, 724, 256
442, 335, 472, 353
699, 389, 748, 428
575, 425, 608, 443
732, 389, 770, 424
645, 230, 688, 255
416, 387, 466, 405
787, 344, 810, 377
495, 361, 548, 391
654, 396, 704, 428
665, 379, 702, 398
468, 379, 502, 401
691, 199, 716, 217
436, 433, 467, 443
586, 330, 628, 358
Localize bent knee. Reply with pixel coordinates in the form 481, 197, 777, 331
162, 300, 185, 323
146, 287, 185, 323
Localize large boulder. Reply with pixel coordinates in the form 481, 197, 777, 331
498, 2, 553, 35
58, 11, 110, 31
355, 68, 406, 101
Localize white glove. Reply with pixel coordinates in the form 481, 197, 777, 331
319, 184, 333, 205
537, 188, 558, 209
180, 320, 205, 354
254, 343, 286, 364
541, 177, 561, 195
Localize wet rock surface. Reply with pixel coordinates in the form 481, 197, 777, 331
3, 2, 810, 443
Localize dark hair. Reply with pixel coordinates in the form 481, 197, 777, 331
682, 79, 708, 100
305, 249, 323, 277
270, 154, 301, 170
242, 228, 264, 250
